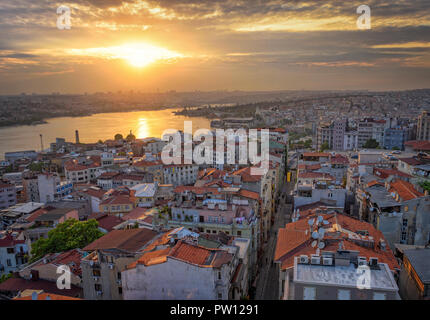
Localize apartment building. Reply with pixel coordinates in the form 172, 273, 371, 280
294, 173, 346, 210
81, 228, 160, 300
99, 187, 136, 216
122, 240, 240, 300
0, 231, 28, 276
155, 186, 259, 271
398, 248, 430, 300
64, 156, 101, 183
163, 164, 199, 187
37, 173, 73, 203
358, 180, 430, 249
274, 208, 399, 300
0, 183, 16, 210
417, 111, 430, 141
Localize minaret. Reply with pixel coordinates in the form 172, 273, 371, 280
75, 130, 80, 144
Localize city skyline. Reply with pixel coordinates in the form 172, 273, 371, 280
0, 0, 430, 94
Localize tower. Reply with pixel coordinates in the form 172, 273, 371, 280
75, 130, 80, 144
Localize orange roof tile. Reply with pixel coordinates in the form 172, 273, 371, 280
389, 179, 424, 201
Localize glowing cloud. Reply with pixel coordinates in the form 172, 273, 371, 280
67, 43, 184, 67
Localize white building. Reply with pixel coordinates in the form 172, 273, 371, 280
122, 241, 237, 300
37, 173, 73, 203
163, 164, 199, 187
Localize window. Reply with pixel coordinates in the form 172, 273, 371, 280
337, 289, 351, 300
303, 287, 316, 300
93, 269, 101, 277
118, 287, 122, 295
218, 272, 222, 280
373, 292, 386, 300
237, 231, 242, 236
218, 293, 222, 300
117, 272, 121, 280
6, 259, 12, 266
94, 284, 102, 291
7, 248, 14, 254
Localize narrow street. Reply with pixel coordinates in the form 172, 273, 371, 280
255, 178, 294, 300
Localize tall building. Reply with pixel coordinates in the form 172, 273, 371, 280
417, 111, 430, 141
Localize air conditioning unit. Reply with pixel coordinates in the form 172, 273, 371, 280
358, 256, 367, 266
310, 255, 321, 265
323, 257, 333, 266
299, 255, 309, 264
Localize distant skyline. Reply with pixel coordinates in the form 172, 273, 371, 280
0, 0, 430, 94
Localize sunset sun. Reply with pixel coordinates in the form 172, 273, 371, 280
68, 43, 183, 68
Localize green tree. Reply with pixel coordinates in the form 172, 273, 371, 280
29, 162, 44, 172
304, 139, 312, 148
320, 141, 330, 152
114, 133, 123, 140
419, 181, 430, 193
30, 219, 104, 262
0, 273, 12, 284
363, 139, 379, 149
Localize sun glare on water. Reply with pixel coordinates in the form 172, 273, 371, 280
68, 43, 183, 68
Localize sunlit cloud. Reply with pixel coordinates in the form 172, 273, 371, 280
67, 43, 185, 67
371, 42, 430, 49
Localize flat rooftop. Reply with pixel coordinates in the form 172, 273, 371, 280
294, 259, 398, 291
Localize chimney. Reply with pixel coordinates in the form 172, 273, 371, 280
75, 130, 80, 144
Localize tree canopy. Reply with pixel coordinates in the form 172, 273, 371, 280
30, 219, 104, 262
320, 141, 330, 152
363, 139, 380, 149
419, 181, 430, 193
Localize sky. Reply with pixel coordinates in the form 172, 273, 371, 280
0, 0, 430, 94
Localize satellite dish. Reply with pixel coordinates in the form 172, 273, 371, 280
318, 241, 325, 249
308, 219, 314, 226
311, 240, 317, 248
312, 231, 319, 239
317, 216, 323, 223
318, 228, 325, 238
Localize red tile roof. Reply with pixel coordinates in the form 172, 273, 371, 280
0, 277, 82, 297
232, 167, 262, 182
83, 228, 157, 252
237, 189, 260, 201
0, 234, 25, 247
373, 168, 412, 179
274, 213, 399, 272
398, 157, 423, 166
88, 213, 124, 232
303, 152, 330, 158
389, 179, 424, 201
405, 140, 430, 151
14, 292, 82, 300
122, 207, 149, 220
